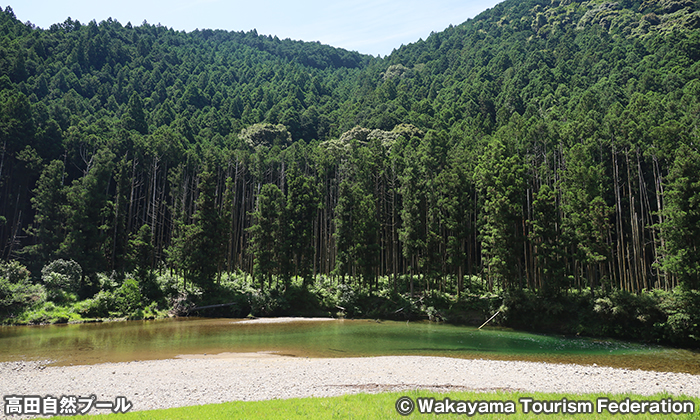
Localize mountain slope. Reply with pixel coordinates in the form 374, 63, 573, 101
0, 0, 699, 345
344, 0, 700, 136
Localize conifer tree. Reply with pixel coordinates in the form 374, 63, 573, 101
123, 92, 148, 135
660, 145, 700, 290
560, 144, 612, 289
29, 160, 66, 264
286, 167, 318, 286
128, 223, 160, 301
475, 137, 525, 291
60, 148, 115, 292
179, 170, 226, 291
248, 183, 285, 289
398, 144, 425, 295
529, 183, 566, 295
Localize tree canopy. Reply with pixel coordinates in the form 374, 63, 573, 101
0, 0, 699, 303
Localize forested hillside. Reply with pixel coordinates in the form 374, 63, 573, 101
1, 0, 700, 344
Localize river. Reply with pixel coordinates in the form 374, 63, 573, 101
1, 317, 698, 373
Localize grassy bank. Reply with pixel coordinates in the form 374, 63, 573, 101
59, 391, 700, 419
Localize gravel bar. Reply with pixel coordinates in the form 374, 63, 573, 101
2, 355, 699, 417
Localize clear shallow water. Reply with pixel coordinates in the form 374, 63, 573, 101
1, 318, 698, 373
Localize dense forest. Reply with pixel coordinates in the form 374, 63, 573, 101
1, 0, 700, 346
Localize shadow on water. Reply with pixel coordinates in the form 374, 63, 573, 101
1, 318, 698, 374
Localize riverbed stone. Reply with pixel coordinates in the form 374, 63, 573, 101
1, 356, 699, 418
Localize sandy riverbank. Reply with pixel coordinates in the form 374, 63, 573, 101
2, 354, 699, 417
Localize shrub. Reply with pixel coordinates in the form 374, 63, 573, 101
156, 272, 181, 300
0, 261, 46, 317
246, 288, 287, 317
79, 277, 144, 318
2, 260, 31, 284
334, 283, 361, 317
22, 301, 73, 324
135, 270, 162, 304
114, 277, 142, 315
81, 291, 114, 318
41, 259, 82, 301
658, 287, 700, 346
96, 271, 120, 292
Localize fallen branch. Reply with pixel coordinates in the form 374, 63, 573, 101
478, 310, 501, 330
188, 302, 237, 312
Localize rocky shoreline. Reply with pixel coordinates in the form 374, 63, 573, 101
2, 354, 699, 418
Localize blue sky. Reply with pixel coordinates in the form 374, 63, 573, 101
10, 0, 502, 56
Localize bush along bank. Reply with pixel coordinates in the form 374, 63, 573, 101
1, 260, 698, 349
499, 286, 700, 348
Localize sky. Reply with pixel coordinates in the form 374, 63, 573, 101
9, 0, 502, 57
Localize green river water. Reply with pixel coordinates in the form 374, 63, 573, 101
1, 318, 698, 373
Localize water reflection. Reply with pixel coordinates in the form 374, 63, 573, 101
0, 318, 698, 373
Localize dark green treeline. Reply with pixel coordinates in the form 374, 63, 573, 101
1, 0, 700, 297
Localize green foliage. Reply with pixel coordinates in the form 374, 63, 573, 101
0, 261, 46, 317
59, 147, 115, 284
475, 137, 525, 291
170, 170, 228, 291
81, 291, 115, 318
502, 286, 698, 346
658, 287, 700, 346
81, 277, 143, 318
240, 123, 292, 148
285, 167, 319, 285
28, 160, 67, 264
123, 92, 148, 134
0, 0, 699, 349
128, 224, 160, 302
41, 259, 82, 303
246, 288, 287, 317
14, 301, 79, 324
333, 283, 362, 317
248, 183, 286, 288
659, 145, 700, 289
155, 272, 182, 302
559, 144, 612, 289
114, 277, 143, 316
334, 143, 380, 288
529, 184, 566, 295
591, 289, 666, 340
